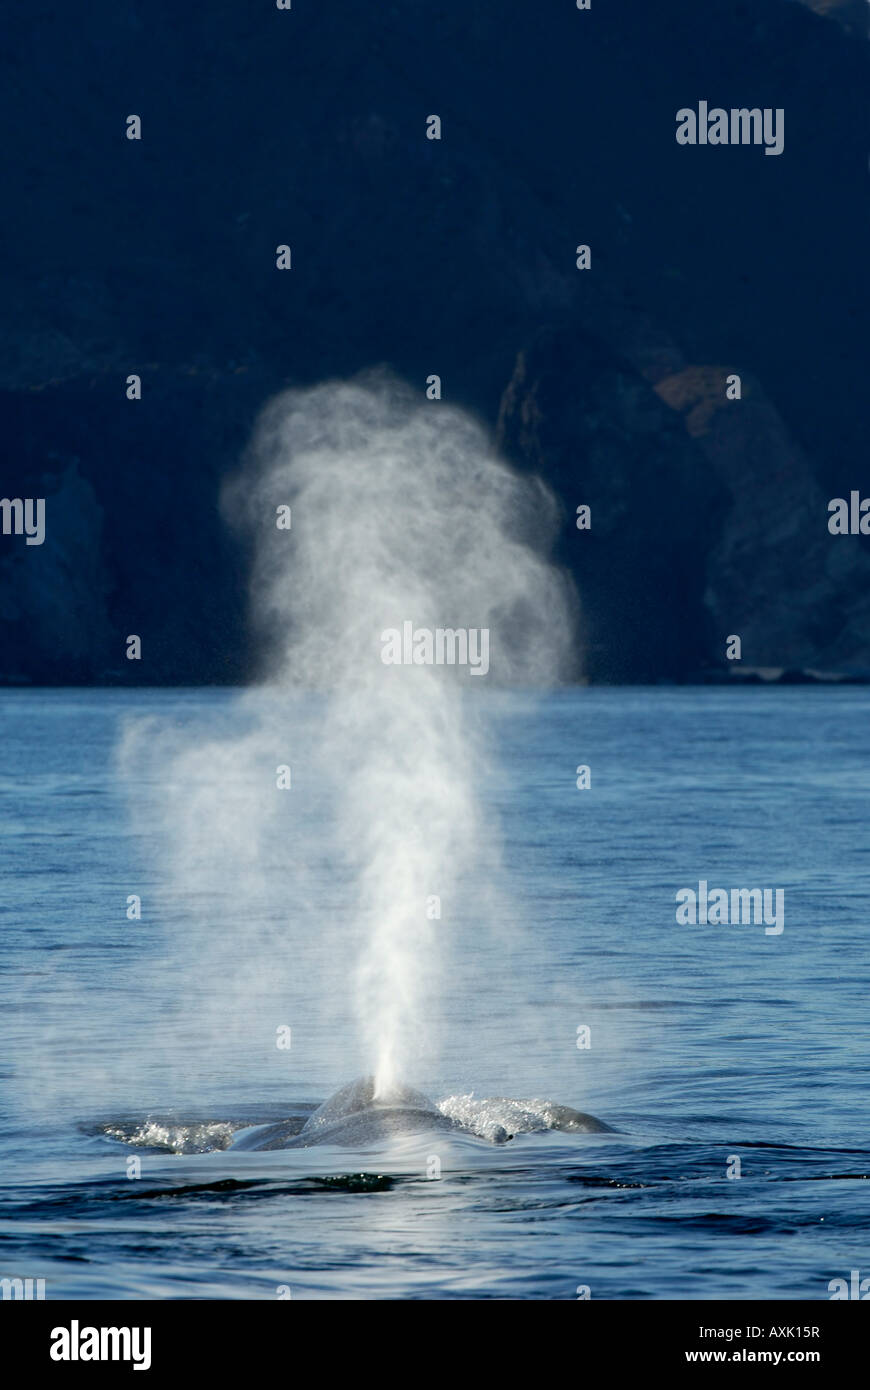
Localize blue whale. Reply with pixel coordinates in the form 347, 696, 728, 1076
230, 1076, 614, 1150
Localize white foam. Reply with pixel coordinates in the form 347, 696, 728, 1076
438, 1093, 569, 1140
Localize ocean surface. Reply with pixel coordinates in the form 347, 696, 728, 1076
1, 686, 868, 1300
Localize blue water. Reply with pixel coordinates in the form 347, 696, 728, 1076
1, 687, 868, 1300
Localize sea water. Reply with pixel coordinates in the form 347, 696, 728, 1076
1, 686, 868, 1300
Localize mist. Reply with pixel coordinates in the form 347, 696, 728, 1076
113, 372, 578, 1104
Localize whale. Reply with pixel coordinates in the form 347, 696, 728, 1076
230, 1076, 614, 1150
231, 1077, 459, 1151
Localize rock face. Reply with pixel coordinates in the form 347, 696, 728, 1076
796, 0, 867, 37
497, 330, 870, 682
1, 373, 257, 683
653, 369, 870, 674
2, 0, 868, 683
0, 463, 109, 681
496, 327, 724, 683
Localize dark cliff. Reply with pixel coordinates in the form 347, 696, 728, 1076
2, 0, 868, 683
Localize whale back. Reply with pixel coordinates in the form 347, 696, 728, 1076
300, 1075, 441, 1140
229, 1077, 613, 1150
